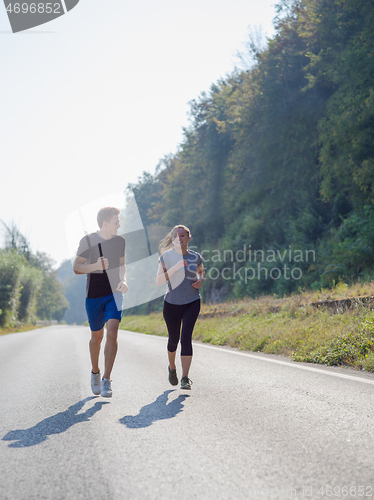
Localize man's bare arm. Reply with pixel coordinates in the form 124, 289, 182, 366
116, 256, 129, 293
73, 255, 108, 275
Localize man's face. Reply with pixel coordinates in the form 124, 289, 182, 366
105, 215, 120, 236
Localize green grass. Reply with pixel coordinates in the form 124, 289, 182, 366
120, 281, 374, 372
0, 324, 41, 336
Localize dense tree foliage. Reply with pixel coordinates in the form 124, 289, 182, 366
127, 0, 374, 304
0, 223, 68, 327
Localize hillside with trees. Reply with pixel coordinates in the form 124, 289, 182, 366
126, 0, 374, 306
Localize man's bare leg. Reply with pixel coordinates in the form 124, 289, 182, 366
90, 328, 104, 374
103, 318, 120, 380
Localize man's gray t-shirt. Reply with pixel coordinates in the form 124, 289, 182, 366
76, 232, 125, 298
159, 249, 203, 305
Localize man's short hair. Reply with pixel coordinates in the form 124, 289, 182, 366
97, 207, 121, 228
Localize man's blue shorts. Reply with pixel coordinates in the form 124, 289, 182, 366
85, 293, 122, 331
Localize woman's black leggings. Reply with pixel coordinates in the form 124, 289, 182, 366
163, 299, 201, 356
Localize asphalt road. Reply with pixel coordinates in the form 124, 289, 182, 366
1, 325, 374, 500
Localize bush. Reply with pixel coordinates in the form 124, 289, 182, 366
318, 206, 374, 285
293, 318, 374, 367
0, 251, 25, 327
18, 266, 43, 323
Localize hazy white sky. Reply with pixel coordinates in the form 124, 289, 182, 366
0, 0, 277, 266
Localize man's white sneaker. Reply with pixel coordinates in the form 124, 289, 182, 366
91, 371, 101, 395
101, 378, 112, 398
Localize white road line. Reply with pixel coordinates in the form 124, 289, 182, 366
196, 342, 374, 386
121, 330, 374, 386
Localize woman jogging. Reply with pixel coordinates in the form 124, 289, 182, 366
156, 225, 205, 390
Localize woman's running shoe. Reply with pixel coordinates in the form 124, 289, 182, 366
180, 376, 192, 390
168, 367, 178, 386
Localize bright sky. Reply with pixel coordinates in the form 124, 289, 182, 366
0, 0, 277, 267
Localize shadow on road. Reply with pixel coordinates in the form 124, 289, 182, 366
2, 397, 109, 447
120, 390, 189, 429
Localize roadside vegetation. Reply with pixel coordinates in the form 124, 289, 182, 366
0, 324, 41, 336
120, 281, 374, 373
0, 221, 68, 334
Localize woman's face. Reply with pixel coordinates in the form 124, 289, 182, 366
172, 227, 190, 250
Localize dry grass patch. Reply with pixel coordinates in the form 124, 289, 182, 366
120, 281, 374, 372
0, 324, 41, 336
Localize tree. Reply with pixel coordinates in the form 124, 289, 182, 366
0, 251, 24, 327
36, 272, 69, 321
18, 265, 43, 323
299, 0, 374, 206
1, 220, 31, 260
0, 223, 69, 325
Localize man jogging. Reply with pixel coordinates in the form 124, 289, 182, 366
74, 207, 128, 398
